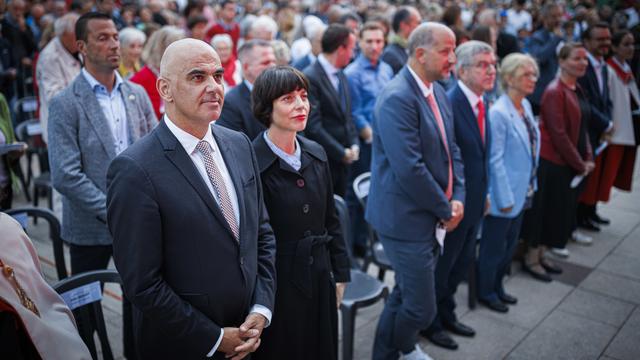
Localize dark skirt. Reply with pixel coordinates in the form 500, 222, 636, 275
521, 158, 579, 249
253, 243, 338, 360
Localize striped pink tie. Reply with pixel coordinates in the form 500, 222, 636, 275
426, 93, 453, 200
196, 140, 239, 241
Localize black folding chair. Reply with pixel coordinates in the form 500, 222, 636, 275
334, 195, 389, 360
352, 172, 393, 281
14, 119, 51, 210
54, 269, 122, 360
5, 207, 68, 280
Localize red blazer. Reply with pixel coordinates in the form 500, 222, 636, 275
130, 66, 162, 120
539, 78, 593, 173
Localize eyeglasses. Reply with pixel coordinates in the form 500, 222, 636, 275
473, 61, 498, 72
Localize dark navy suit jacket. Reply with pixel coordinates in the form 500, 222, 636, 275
107, 120, 276, 359
216, 82, 266, 140
448, 83, 491, 226
577, 60, 611, 147
366, 66, 465, 241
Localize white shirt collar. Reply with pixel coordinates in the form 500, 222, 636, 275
244, 79, 253, 91
586, 51, 604, 68
163, 114, 217, 156
81, 67, 123, 93
457, 80, 483, 108
407, 64, 433, 98
318, 54, 339, 76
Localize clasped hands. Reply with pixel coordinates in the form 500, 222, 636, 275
442, 200, 464, 232
219, 313, 267, 360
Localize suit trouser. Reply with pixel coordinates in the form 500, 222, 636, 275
373, 234, 438, 360
476, 213, 524, 303
426, 220, 480, 333
328, 159, 348, 197
70, 244, 136, 360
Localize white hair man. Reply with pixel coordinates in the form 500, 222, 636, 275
36, 12, 81, 143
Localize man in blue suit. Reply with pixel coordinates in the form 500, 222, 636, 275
420, 41, 496, 350
367, 23, 465, 360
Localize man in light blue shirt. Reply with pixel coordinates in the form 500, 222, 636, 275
344, 22, 393, 256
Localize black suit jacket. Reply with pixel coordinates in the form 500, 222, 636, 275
303, 60, 358, 163
107, 120, 276, 359
577, 60, 612, 146
216, 82, 266, 140
381, 43, 408, 75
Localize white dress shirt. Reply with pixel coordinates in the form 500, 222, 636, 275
163, 115, 271, 357
457, 80, 483, 118
81, 69, 129, 155
407, 65, 435, 103
586, 51, 606, 95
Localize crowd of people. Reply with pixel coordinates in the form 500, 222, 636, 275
0, 0, 639, 359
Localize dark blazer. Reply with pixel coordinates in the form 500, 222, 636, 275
380, 43, 408, 75
292, 54, 313, 70
577, 60, 612, 146
216, 82, 266, 140
448, 84, 491, 225
366, 66, 465, 241
539, 78, 593, 173
496, 31, 520, 60
304, 60, 358, 162
106, 120, 276, 359
528, 29, 563, 109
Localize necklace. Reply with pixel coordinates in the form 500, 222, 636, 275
0, 258, 40, 317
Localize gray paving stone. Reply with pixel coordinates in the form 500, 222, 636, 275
580, 270, 640, 305
557, 288, 635, 327
599, 253, 640, 281
604, 307, 640, 360
565, 230, 625, 269
507, 310, 617, 360
424, 310, 528, 360
597, 207, 640, 239
614, 226, 640, 258
474, 272, 573, 330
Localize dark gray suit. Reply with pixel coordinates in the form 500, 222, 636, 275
107, 120, 276, 359
216, 82, 266, 140
304, 60, 358, 196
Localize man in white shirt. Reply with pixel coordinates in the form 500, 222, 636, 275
106, 38, 276, 360
505, 0, 532, 37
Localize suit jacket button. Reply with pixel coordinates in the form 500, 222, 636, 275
297, 178, 305, 188
302, 204, 310, 213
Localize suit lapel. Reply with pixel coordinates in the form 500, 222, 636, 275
453, 85, 484, 148
211, 125, 246, 242
315, 62, 345, 117
74, 76, 117, 159
157, 121, 237, 241
404, 69, 448, 152
505, 97, 533, 162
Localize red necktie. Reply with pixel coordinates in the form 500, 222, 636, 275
477, 99, 485, 145
426, 92, 453, 200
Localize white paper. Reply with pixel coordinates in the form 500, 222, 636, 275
436, 224, 446, 254
570, 141, 609, 188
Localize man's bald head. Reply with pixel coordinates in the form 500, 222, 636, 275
408, 22, 455, 57
160, 38, 220, 80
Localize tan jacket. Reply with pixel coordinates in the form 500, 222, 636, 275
0, 213, 91, 359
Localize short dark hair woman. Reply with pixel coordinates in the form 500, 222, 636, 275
251, 66, 351, 360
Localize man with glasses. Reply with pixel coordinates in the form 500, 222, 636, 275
576, 22, 613, 233
419, 40, 496, 350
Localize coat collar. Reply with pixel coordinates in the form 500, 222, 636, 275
253, 132, 326, 173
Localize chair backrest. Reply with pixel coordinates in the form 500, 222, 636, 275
13, 96, 38, 124
352, 172, 371, 207
333, 195, 359, 269
54, 269, 122, 360
5, 207, 68, 280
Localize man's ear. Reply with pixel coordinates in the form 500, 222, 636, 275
156, 77, 172, 103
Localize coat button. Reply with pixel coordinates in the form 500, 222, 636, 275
302, 204, 310, 213
297, 178, 305, 188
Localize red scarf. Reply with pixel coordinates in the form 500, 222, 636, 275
222, 55, 237, 87
607, 58, 634, 84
